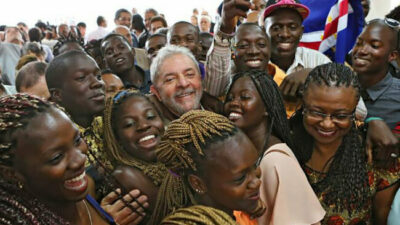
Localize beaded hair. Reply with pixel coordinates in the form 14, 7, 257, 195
0, 94, 52, 167
290, 63, 368, 213
103, 89, 192, 225
160, 205, 237, 225
0, 93, 69, 224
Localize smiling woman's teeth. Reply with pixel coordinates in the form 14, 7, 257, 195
139, 135, 155, 143
65, 171, 85, 183
64, 171, 87, 192
229, 112, 242, 120
247, 60, 261, 67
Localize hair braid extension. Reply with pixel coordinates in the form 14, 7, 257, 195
103, 90, 166, 185
0, 94, 70, 225
160, 205, 237, 225
156, 110, 235, 173
103, 89, 192, 225
0, 94, 51, 167
290, 63, 368, 213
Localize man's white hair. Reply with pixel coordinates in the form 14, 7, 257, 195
150, 44, 199, 84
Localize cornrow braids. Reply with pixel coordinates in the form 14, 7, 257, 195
0, 94, 69, 225
103, 89, 192, 225
53, 33, 84, 56
156, 110, 236, 173
160, 205, 237, 225
0, 94, 52, 167
303, 62, 361, 99
290, 62, 368, 213
226, 70, 295, 153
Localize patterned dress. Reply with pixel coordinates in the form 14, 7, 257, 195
304, 160, 400, 225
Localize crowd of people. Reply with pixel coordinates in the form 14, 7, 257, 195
0, 0, 399, 224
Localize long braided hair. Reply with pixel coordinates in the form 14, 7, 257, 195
156, 110, 241, 222
0, 94, 70, 225
160, 205, 237, 225
157, 110, 237, 174
290, 63, 369, 213
226, 70, 295, 153
103, 89, 191, 225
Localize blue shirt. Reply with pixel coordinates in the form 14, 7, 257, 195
364, 72, 400, 130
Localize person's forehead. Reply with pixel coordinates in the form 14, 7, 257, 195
160, 54, 197, 74
149, 36, 167, 46
171, 23, 197, 36
119, 12, 131, 18
102, 73, 120, 82
104, 36, 129, 48
152, 20, 163, 26
64, 55, 98, 76
236, 25, 266, 41
363, 23, 394, 39
145, 11, 155, 17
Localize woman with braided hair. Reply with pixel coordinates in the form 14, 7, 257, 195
157, 110, 266, 224
224, 69, 325, 225
103, 89, 190, 225
290, 63, 399, 224
0, 93, 112, 224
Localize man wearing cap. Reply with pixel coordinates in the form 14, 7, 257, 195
263, 0, 331, 112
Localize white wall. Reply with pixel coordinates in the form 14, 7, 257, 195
366, 0, 399, 20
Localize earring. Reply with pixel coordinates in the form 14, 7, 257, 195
264, 112, 269, 117
17, 181, 24, 189
194, 188, 204, 194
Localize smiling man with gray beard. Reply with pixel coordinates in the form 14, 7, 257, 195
149, 45, 223, 123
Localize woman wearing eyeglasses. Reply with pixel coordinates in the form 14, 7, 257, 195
290, 63, 399, 225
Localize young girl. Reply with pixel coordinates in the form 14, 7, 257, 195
157, 110, 266, 224
0, 94, 112, 224
103, 89, 189, 224
224, 70, 325, 225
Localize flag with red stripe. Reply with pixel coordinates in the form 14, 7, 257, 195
299, 0, 364, 63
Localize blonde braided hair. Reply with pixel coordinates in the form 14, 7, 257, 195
103, 89, 166, 185
157, 110, 236, 173
160, 205, 238, 225
103, 89, 191, 225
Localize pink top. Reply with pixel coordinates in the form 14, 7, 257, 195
256, 143, 325, 225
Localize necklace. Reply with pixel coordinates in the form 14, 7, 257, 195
83, 200, 93, 225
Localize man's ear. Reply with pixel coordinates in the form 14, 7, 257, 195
150, 85, 162, 101
48, 88, 62, 104
188, 174, 207, 194
388, 49, 399, 62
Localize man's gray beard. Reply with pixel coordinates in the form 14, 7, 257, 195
162, 89, 203, 116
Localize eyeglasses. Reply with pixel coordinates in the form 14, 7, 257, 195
302, 108, 355, 124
